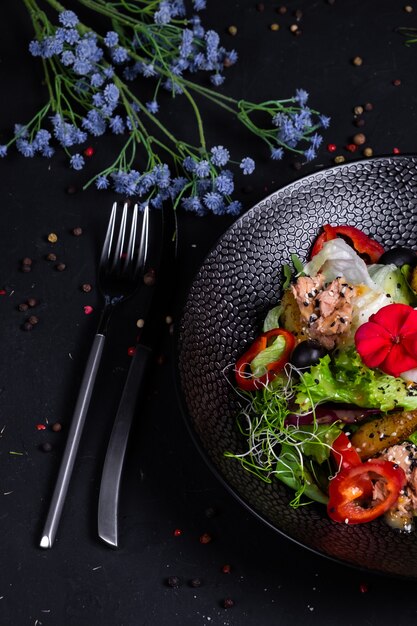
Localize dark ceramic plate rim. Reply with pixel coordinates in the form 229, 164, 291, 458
175, 155, 417, 578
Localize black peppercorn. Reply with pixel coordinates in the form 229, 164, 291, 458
223, 598, 235, 609
81, 283, 92, 293
56, 263, 66, 272
21, 264, 32, 273
28, 315, 39, 325
52, 422, 62, 432
27, 298, 38, 307
46, 253, 57, 262
18, 303, 29, 312
22, 257, 32, 266
166, 576, 181, 588
189, 578, 202, 588
41, 442, 53, 453
72, 227, 83, 236
22, 322, 33, 331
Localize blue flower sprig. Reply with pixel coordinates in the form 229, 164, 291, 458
1, 0, 330, 216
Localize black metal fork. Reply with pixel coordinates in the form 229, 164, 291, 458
40, 202, 150, 549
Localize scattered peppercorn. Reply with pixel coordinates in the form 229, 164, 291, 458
404, 5, 413, 12
52, 422, 62, 433
22, 257, 32, 266
354, 118, 365, 128
189, 578, 202, 588
136, 318, 145, 328
359, 582, 369, 593
47, 233, 58, 243
346, 143, 357, 153
363, 147, 373, 157
143, 269, 156, 286
173, 528, 182, 536
83, 146, 94, 157
204, 506, 217, 518
289, 23, 298, 32
36, 424, 46, 431
72, 226, 83, 236
353, 132, 366, 145
21, 264, 32, 273
222, 564, 232, 574
28, 315, 39, 325
46, 252, 57, 262
223, 598, 235, 609
166, 576, 181, 588
334, 155, 346, 164
294, 8, 303, 19
327, 143, 337, 152
256, 2, 265, 10
352, 56, 363, 66
393, 147, 401, 154
127, 346, 136, 357
353, 105, 364, 115
199, 532, 212, 544
392, 78, 402, 86
293, 28, 302, 36
56, 262, 66, 272
292, 161, 302, 170
81, 283, 92, 293
18, 303, 29, 312
22, 322, 33, 331
27, 298, 38, 307
270, 22, 280, 31
364, 102, 373, 111
277, 5, 287, 14
40, 442, 53, 453
227, 25, 237, 36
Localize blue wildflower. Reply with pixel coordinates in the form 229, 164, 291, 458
138, 172, 155, 194
90, 72, 104, 88
0, 145, 7, 157
215, 173, 234, 195
61, 50, 75, 66
210, 145, 229, 167
193, 0, 206, 9
96, 175, 110, 190
319, 114, 331, 129
310, 133, 323, 149
180, 29, 194, 58
59, 10, 79, 27
141, 62, 157, 78
16, 139, 35, 157
104, 31, 119, 48
29, 40, 42, 57
223, 49, 238, 65
203, 191, 224, 213
42, 146, 55, 158
111, 47, 129, 64
271, 147, 284, 160
295, 88, 309, 106
226, 200, 242, 216
82, 110, 106, 136
210, 74, 225, 86
194, 159, 210, 178
103, 66, 115, 79
109, 115, 125, 134
33, 129, 51, 150
152, 163, 171, 188
146, 100, 159, 114
304, 146, 316, 162
92, 93, 105, 108
183, 156, 197, 172
182, 196, 205, 216
240, 157, 255, 175
70, 153, 85, 170
154, 1, 172, 24
205, 30, 220, 63
73, 59, 93, 75
169, 176, 188, 199
104, 83, 119, 104
62, 28, 80, 45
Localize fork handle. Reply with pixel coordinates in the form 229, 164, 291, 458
98, 343, 152, 548
40, 333, 106, 549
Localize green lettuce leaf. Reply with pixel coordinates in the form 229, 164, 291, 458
275, 444, 329, 504
250, 334, 286, 377
295, 347, 417, 413
262, 304, 283, 332
368, 263, 417, 305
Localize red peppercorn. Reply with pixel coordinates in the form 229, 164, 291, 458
393, 147, 401, 154
0, 289, 6, 295
199, 532, 212, 544
327, 143, 337, 152
173, 528, 182, 537
359, 582, 369, 593
127, 346, 136, 357
223, 598, 235, 609
222, 564, 232, 574
84, 146, 94, 157
346, 143, 358, 153
36, 424, 46, 431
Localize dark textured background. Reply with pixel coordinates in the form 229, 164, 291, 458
2, 1, 417, 625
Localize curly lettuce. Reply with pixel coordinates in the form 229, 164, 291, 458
295, 347, 417, 413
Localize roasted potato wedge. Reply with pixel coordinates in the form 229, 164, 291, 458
351, 409, 417, 460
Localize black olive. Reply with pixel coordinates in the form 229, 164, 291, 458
290, 340, 328, 369
378, 246, 417, 267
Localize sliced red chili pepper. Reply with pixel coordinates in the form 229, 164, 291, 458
310, 224, 385, 263
235, 328, 296, 392
327, 459, 406, 524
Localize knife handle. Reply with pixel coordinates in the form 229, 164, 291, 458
98, 343, 152, 548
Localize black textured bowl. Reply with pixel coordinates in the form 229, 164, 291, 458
177, 156, 417, 577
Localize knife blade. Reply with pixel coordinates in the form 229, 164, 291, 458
97, 206, 176, 548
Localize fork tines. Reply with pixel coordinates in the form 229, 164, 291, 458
101, 202, 149, 279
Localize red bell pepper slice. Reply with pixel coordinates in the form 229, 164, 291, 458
327, 459, 406, 524
331, 432, 362, 471
355, 303, 417, 377
235, 328, 296, 392
310, 224, 385, 263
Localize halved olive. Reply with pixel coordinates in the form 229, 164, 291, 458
290, 340, 328, 369
378, 246, 417, 267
